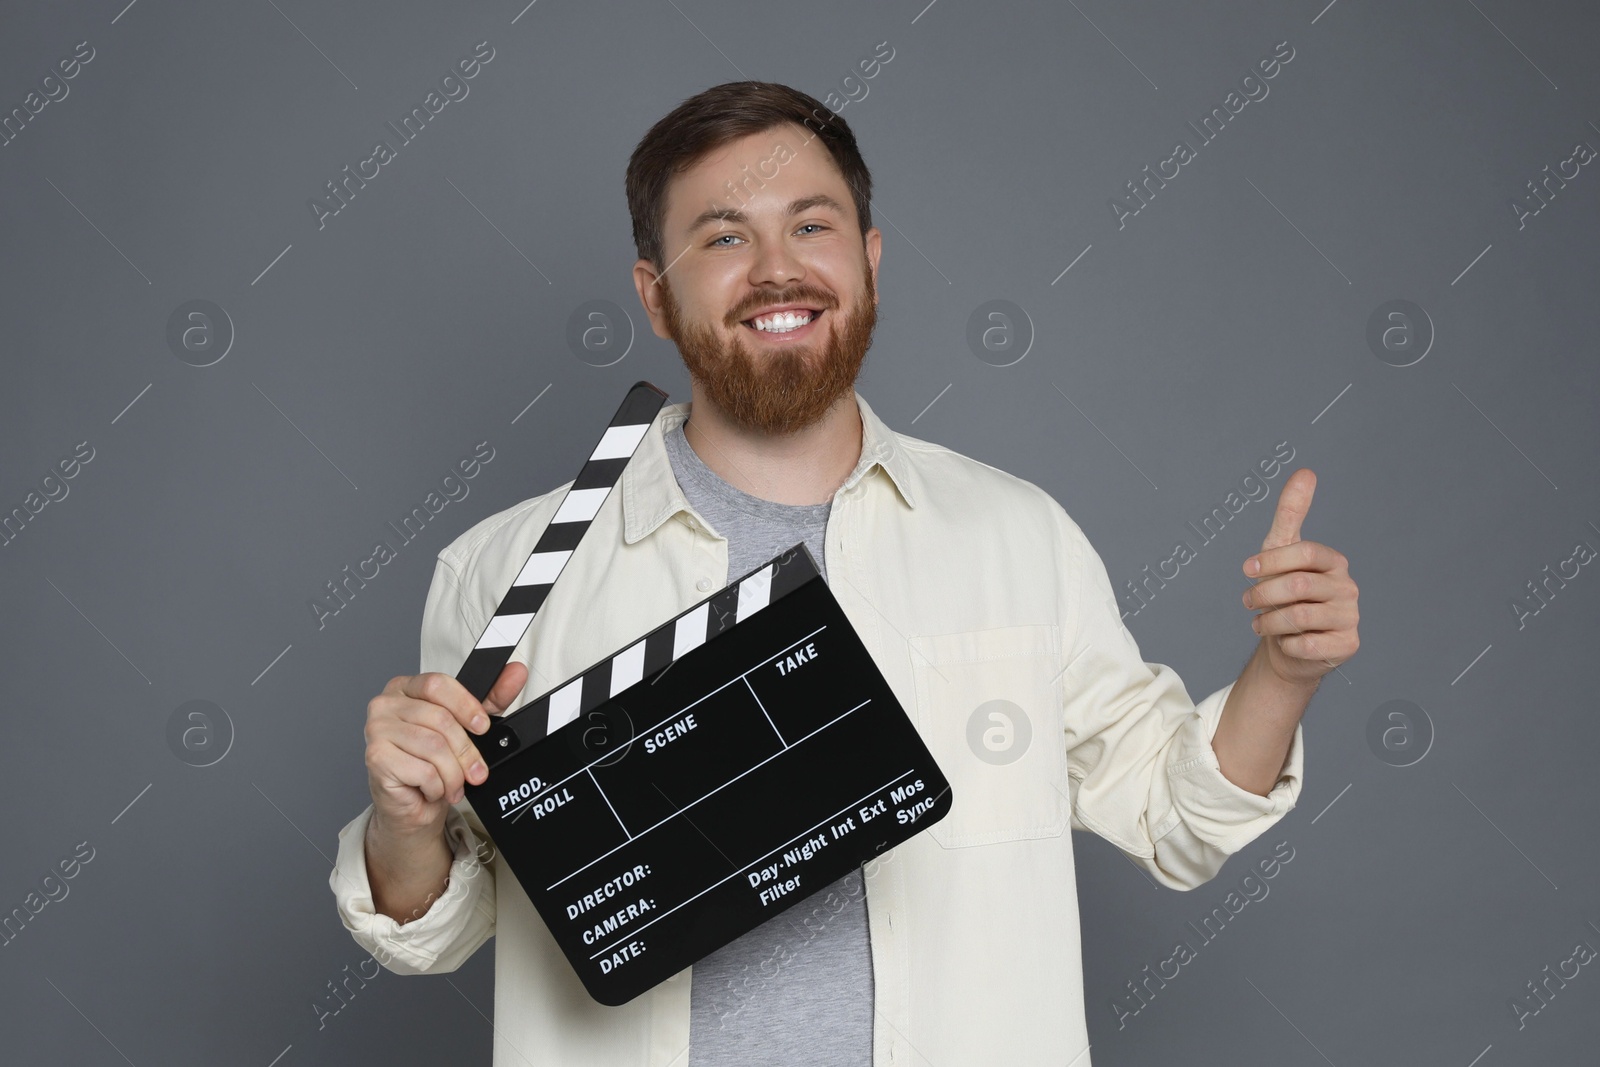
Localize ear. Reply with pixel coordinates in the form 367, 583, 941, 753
864, 227, 883, 307
632, 258, 672, 340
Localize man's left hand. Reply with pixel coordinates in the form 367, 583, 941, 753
1241, 468, 1360, 686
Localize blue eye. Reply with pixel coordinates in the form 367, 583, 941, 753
797, 224, 827, 235
709, 234, 742, 247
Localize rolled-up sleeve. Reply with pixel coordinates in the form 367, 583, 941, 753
327, 553, 501, 972
1059, 514, 1303, 890
329, 800, 497, 974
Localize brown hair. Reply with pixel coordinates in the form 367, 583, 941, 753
625, 81, 873, 271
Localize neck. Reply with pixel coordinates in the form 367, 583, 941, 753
681, 384, 863, 506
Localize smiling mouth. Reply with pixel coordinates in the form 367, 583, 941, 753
741, 308, 825, 335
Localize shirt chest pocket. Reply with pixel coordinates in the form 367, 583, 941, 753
906, 623, 1068, 849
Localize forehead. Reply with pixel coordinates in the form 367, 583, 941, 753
662, 123, 853, 229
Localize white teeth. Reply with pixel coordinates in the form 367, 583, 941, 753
750, 310, 815, 332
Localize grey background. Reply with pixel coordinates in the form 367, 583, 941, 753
2, 0, 1596, 1064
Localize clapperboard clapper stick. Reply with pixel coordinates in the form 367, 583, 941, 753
454, 381, 669, 704
457, 383, 953, 1006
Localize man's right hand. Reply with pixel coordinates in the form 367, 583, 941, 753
364, 662, 529, 836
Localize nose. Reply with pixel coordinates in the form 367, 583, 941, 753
747, 233, 806, 291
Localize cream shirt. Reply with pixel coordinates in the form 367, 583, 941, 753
330, 390, 1304, 1066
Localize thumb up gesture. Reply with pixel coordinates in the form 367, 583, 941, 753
1241, 469, 1361, 685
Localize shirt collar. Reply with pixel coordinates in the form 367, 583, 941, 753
621, 389, 917, 545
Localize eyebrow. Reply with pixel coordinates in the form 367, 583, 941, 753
686, 194, 848, 236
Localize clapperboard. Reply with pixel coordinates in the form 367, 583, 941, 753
460, 382, 952, 1006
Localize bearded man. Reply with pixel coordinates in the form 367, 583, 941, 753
333, 80, 1358, 1067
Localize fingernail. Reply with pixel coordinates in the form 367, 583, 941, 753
450, 788, 464, 804
1245, 557, 1260, 575
470, 761, 486, 782
472, 714, 489, 733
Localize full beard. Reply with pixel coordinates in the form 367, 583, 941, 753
659, 264, 877, 436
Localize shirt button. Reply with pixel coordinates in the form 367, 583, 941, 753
696, 578, 711, 591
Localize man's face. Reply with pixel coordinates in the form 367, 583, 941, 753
635, 123, 883, 435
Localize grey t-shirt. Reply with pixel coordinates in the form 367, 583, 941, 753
665, 421, 873, 1067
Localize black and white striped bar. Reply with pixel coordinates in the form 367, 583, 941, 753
455, 381, 669, 703
473, 544, 818, 766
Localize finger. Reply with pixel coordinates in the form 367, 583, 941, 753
1275, 631, 1355, 663
1242, 571, 1341, 610
483, 660, 530, 717
1253, 601, 1356, 636
369, 737, 450, 805
1259, 468, 1316, 553
1251, 540, 1346, 578
388, 703, 481, 795
394, 672, 492, 735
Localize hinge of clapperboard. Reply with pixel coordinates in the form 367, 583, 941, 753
457, 381, 669, 762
